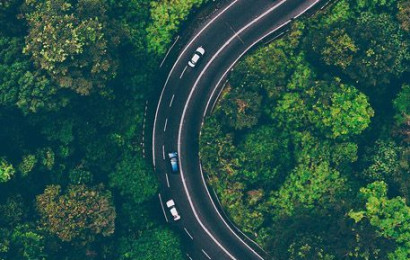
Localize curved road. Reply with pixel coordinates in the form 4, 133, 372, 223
152, 1, 328, 259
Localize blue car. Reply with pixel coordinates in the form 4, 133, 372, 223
168, 152, 179, 173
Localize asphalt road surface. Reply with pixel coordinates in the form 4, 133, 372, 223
151, 1, 328, 259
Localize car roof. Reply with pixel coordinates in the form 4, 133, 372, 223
191, 54, 200, 63
170, 207, 178, 215
166, 199, 175, 207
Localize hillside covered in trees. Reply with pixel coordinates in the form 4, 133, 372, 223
1, 0, 409, 259
0, 0, 214, 259
200, 0, 410, 259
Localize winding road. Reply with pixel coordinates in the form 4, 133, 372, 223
151, 1, 329, 259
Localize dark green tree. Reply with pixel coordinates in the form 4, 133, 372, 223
216, 84, 262, 130
109, 153, 158, 204
350, 181, 410, 259
24, 0, 120, 95
117, 228, 184, 260
310, 13, 407, 89
36, 184, 116, 242
0, 157, 15, 183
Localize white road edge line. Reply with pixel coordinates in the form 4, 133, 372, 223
162, 145, 166, 160
321, 0, 331, 10
294, 0, 321, 19
169, 94, 175, 107
207, 80, 229, 117
158, 193, 169, 223
152, 0, 240, 168
166, 173, 170, 188
202, 249, 212, 260
178, 1, 290, 259
203, 22, 292, 118
198, 0, 321, 255
160, 36, 180, 68
180, 66, 188, 79
184, 227, 194, 240
164, 118, 168, 132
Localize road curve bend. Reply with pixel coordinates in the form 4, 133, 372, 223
152, 1, 327, 259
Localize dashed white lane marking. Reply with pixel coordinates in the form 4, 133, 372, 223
169, 94, 175, 107
160, 36, 180, 68
164, 118, 168, 132
186, 253, 193, 260
180, 66, 188, 79
162, 145, 166, 160
202, 249, 212, 259
166, 173, 170, 188
142, 100, 149, 158
184, 227, 194, 240
158, 193, 169, 223
152, 0, 240, 168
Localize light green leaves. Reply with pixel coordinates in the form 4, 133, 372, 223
0, 158, 15, 183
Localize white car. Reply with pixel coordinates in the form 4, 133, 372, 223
166, 199, 181, 221
188, 47, 205, 68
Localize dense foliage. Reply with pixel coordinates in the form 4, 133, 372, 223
146, 0, 212, 55
200, 0, 410, 259
0, 0, 209, 259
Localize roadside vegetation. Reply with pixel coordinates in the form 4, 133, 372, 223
200, 0, 410, 259
0, 0, 210, 259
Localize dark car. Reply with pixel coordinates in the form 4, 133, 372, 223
168, 152, 179, 173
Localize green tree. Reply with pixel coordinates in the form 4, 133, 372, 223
287, 234, 335, 260
354, 0, 398, 11
361, 139, 401, 182
349, 181, 410, 259
216, 84, 262, 130
109, 153, 157, 204
269, 161, 347, 217
200, 116, 237, 178
311, 13, 407, 88
10, 224, 47, 260
394, 84, 410, 142
0, 157, 15, 183
312, 83, 374, 139
0, 35, 58, 113
24, 0, 120, 95
237, 125, 292, 187
0, 228, 10, 259
0, 0, 24, 34
117, 228, 184, 260
230, 24, 304, 100
18, 154, 37, 177
146, 0, 209, 55
36, 184, 116, 242
316, 28, 358, 70
398, 0, 410, 32
0, 195, 26, 227
273, 80, 374, 139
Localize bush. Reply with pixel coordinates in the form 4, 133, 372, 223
146, 0, 212, 55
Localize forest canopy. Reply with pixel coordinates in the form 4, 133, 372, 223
1, 0, 409, 259
0, 0, 210, 259
200, 0, 410, 259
